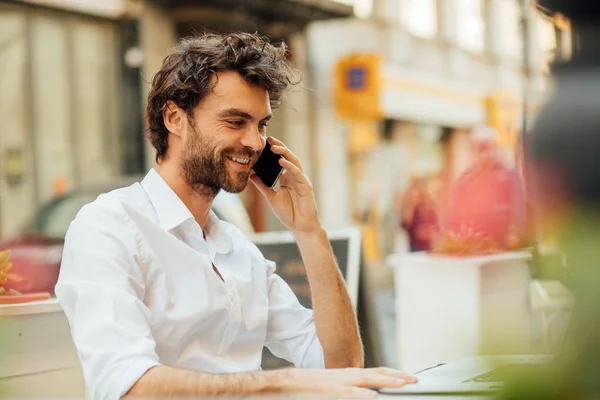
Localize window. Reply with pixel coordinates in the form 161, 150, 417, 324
400, 0, 438, 39
456, 0, 486, 52
497, 0, 522, 58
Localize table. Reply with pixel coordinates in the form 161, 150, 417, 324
0, 298, 86, 397
0, 297, 500, 399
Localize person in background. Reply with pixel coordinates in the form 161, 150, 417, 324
55, 33, 415, 400
436, 124, 526, 254
400, 177, 439, 252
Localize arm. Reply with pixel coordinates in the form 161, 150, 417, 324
55, 202, 161, 400
125, 366, 277, 397
56, 202, 281, 399
127, 365, 414, 398
250, 137, 363, 369
296, 229, 364, 368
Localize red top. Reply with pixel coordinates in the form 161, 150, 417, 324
441, 158, 526, 249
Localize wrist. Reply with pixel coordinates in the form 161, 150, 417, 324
261, 369, 293, 393
292, 225, 326, 241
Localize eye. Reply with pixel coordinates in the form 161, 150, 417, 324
259, 122, 269, 132
226, 120, 244, 128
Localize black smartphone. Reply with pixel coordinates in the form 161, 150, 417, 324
253, 141, 284, 189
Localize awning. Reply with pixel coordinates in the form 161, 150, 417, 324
151, 0, 354, 38
537, 0, 599, 23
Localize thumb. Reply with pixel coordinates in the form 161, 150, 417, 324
249, 174, 275, 202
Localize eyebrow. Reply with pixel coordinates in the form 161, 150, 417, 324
217, 108, 272, 122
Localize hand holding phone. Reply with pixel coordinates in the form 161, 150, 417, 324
252, 141, 284, 189
250, 137, 322, 234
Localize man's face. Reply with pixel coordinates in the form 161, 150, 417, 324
181, 71, 272, 195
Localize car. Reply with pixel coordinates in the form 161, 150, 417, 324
0, 176, 255, 295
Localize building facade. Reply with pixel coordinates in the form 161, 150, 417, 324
0, 0, 352, 236
299, 0, 571, 259
0, 0, 569, 243
0, 0, 127, 236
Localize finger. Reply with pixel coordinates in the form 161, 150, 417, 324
267, 136, 303, 171
249, 174, 276, 201
278, 158, 308, 186
267, 136, 285, 146
353, 374, 408, 389
372, 367, 418, 384
270, 144, 303, 172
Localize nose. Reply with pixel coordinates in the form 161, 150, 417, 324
240, 125, 265, 152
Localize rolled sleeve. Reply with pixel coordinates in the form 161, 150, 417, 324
55, 201, 161, 400
264, 262, 325, 369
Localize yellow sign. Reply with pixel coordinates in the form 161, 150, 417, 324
554, 13, 571, 31
486, 92, 519, 149
334, 54, 383, 120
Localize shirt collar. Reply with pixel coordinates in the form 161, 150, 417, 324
205, 211, 237, 255
140, 169, 237, 254
141, 169, 194, 232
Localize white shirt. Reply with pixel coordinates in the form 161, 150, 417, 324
56, 169, 324, 400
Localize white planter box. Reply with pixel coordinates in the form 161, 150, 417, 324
388, 251, 532, 373
0, 298, 85, 397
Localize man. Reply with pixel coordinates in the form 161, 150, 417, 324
56, 33, 415, 400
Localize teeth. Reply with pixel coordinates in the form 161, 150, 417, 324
228, 156, 249, 164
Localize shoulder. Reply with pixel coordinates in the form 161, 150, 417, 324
74, 183, 141, 220
67, 183, 153, 243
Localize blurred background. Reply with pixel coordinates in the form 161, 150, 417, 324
0, 0, 567, 245
0, 0, 578, 387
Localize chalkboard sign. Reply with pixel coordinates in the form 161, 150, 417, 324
249, 227, 362, 370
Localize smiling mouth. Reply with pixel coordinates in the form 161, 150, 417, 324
226, 155, 251, 165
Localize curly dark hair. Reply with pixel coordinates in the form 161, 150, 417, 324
146, 32, 297, 162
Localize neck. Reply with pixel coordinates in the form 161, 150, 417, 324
155, 161, 215, 229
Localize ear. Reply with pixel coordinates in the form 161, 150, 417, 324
163, 101, 185, 139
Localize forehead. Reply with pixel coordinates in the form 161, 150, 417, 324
196, 71, 271, 117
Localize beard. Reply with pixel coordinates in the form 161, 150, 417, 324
181, 120, 259, 197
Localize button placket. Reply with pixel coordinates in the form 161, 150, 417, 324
217, 280, 243, 356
